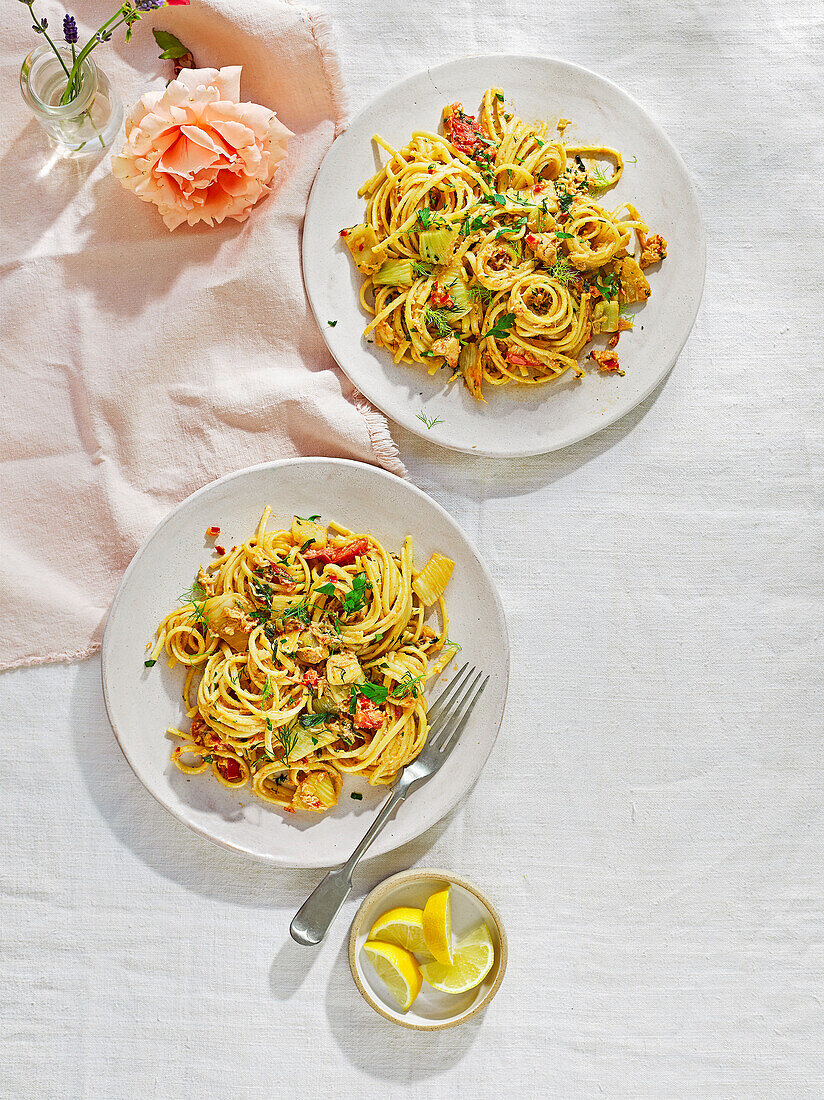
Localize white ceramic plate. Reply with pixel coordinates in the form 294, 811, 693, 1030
303, 54, 705, 457
101, 459, 509, 868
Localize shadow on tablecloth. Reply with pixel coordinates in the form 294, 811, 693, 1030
397, 367, 675, 499
71, 662, 461, 912
323, 934, 483, 1079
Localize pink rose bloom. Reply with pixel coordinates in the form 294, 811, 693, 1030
112, 66, 292, 231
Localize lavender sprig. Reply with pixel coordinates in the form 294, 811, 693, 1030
20, 1, 177, 106
19, 0, 71, 80
62, 14, 78, 44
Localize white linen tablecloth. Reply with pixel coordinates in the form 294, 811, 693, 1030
1, 1, 822, 1097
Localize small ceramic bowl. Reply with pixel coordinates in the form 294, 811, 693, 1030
349, 867, 507, 1030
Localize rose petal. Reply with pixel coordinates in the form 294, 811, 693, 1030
112, 65, 290, 231
173, 66, 242, 104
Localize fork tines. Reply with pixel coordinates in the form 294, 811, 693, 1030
425, 664, 489, 757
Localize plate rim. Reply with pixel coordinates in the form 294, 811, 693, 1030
302, 52, 707, 458
101, 456, 510, 868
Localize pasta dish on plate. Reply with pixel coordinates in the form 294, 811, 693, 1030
341, 87, 667, 400
145, 510, 457, 815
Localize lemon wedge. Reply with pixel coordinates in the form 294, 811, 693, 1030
422, 886, 453, 966
420, 923, 494, 994
363, 940, 422, 1011
368, 906, 428, 954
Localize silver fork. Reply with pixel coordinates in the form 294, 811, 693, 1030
290, 663, 489, 945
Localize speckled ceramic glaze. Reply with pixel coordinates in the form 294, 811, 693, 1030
303, 54, 705, 456
102, 459, 509, 868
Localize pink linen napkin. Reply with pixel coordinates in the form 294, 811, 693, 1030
0, 0, 404, 672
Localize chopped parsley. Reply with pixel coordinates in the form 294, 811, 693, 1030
342, 572, 372, 615
350, 792, 363, 800
416, 207, 441, 229
327, 320, 338, 327
460, 212, 493, 236
354, 681, 389, 705
557, 189, 574, 213
495, 216, 528, 239
593, 272, 619, 301
479, 312, 516, 341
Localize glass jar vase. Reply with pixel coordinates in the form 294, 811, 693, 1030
20, 43, 123, 156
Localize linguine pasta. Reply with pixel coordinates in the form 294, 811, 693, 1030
341, 87, 667, 400
145, 510, 457, 815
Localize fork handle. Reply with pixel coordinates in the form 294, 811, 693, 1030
290, 783, 408, 946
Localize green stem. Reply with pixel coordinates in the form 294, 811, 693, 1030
23, 0, 73, 81
69, 42, 79, 99
60, 7, 130, 105
40, 28, 72, 80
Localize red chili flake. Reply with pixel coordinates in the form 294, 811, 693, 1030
430, 281, 455, 309
533, 183, 546, 194
339, 229, 350, 237
206, 526, 221, 537
215, 545, 226, 555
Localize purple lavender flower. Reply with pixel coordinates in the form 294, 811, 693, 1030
136, 0, 164, 9
62, 13, 77, 44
